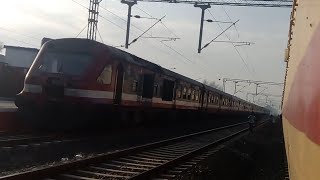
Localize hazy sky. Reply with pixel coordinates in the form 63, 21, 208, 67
0, 0, 291, 108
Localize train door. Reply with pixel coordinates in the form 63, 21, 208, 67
162, 79, 175, 101
114, 64, 124, 105
142, 74, 155, 100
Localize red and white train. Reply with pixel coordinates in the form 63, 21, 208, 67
15, 38, 267, 124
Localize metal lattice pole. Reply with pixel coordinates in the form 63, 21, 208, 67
87, 0, 101, 40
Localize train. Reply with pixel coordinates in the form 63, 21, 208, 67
15, 38, 267, 126
282, 0, 320, 179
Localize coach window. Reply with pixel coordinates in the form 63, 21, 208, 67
162, 79, 175, 101
132, 80, 138, 92
187, 88, 191, 100
191, 90, 195, 101
176, 87, 182, 99
203, 92, 207, 103
154, 84, 158, 96
97, 65, 112, 84
195, 91, 199, 101
182, 87, 187, 99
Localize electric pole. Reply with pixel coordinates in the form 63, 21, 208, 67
122, 0, 137, 48
194, 3, 210, 53
87, 0, 102, 40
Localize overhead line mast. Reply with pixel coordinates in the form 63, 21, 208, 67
137, 0, 293, 8
87, 0, 102, 40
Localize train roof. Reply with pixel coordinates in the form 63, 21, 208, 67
46, 38, 265, 109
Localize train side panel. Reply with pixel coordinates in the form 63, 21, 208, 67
283, 0, 320, 179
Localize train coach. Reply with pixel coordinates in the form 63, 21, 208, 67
15, 38, 267, 125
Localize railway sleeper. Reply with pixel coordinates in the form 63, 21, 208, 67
140, 152, 177, 159
111, 160, 156, 168
120, 157, 163, 165
128, 155, 168, 163
88, 166, 139, 175
134, 153, 173, 160
101, 163, 149, 171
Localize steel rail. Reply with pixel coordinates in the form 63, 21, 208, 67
0, 121, 249, 180
129, 128, 248, 179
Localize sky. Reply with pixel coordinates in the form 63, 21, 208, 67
0, 0, 291, 108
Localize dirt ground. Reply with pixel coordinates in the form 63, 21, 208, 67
189, 120, 288, 180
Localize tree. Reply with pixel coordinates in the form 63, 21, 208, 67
202, 80, 223, 91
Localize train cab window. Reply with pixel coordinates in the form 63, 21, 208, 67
97, 65, 112, 84
195, 91, 199, 101
40, 52, 92, 76
203, 92, 207, 103
182, 87, 187, 99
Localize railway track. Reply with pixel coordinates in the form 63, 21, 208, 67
0, 132, 89, 148
0, 121, 259, 180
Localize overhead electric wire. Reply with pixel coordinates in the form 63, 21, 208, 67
129, 15, 166, 45
134, 5, 179, 38
97, 3, 147, 34
0, 27, 41, 41
207, 9, 254, 76
76, 24, 88, 37
202, 19, 239, 50
220, 6, 240, 38
71, 0, 127, 32
160, 41, 193, 63
0, 34, 38, 47
135, 5, 154, 17
72, 0, 211, 77
97, 27, 104, 43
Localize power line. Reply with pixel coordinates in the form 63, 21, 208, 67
202, 19, 239, 50
71, 0, 127, 32
0, 34, 38, 47
97, 27, 104, 43
220, 6, 240, 38
160, 41, 193, 63
160, 21, 179, 38
97, 1, 150, 35
0, 27, 41, 41
134, 5, 179, 38
73, 0, 213, 77
76, 24, 88, 37
136, 0, 292, 8
135, 5, 154, 17
207, 9, 254, 76
129, 15, 166, 45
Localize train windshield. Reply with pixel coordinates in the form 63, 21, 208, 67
38, 52, 92, 76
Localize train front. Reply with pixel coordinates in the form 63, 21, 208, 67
15, 38, 106, 112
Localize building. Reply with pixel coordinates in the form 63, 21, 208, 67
2, 45, 39, 71
0, 45, 39, 98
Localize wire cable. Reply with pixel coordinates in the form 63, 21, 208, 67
97, 27, 104, 43
207, 9, 254, 76
220, 6, 240, 38
129, 15, 166, 45
76, 24, 88, 37
134, 5, 179, 38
